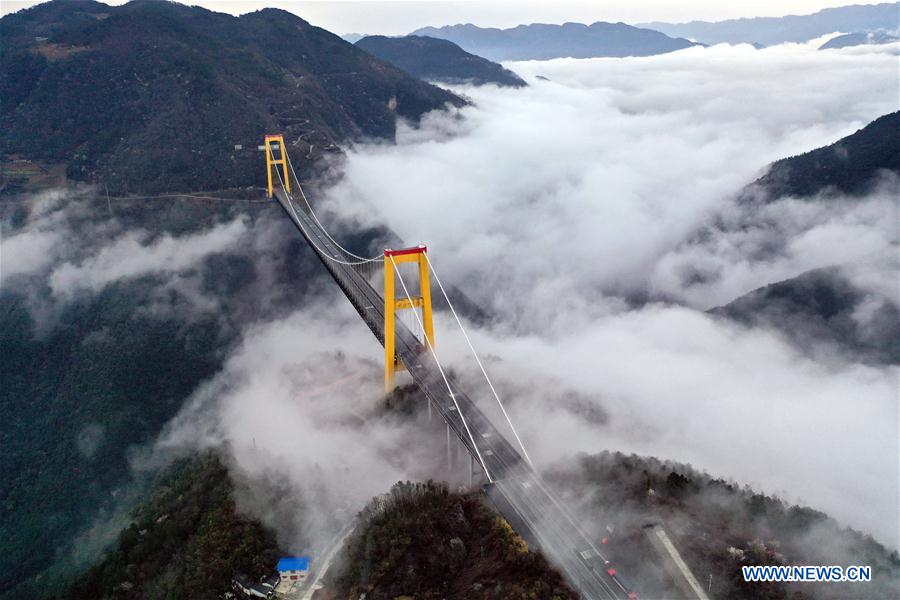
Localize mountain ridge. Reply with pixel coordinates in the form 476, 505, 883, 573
819, 30, 899, 49
409, 21, 698, 61
356, 35, 527, 87
747, 111, 900, 200
640, 2, 900, 46
0, 0, 464, 194
710, 267, 899, 365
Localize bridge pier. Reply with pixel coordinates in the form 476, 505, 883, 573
443, 425, 483, 488
446, 423, 452, 472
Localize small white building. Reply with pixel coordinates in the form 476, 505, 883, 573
277, 556, 310, 583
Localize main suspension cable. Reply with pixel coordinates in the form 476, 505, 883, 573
273, 165, 376, 266
277, 144, 525, 475
283, 148, 383, 263
389, 254, 493, 483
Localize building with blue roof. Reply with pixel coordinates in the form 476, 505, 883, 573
277, 556, 310, 584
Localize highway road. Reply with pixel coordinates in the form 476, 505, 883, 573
273, 177, 636, 599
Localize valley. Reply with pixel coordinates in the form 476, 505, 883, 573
1, 1, 898, 599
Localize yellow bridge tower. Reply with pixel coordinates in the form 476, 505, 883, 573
262, 137, 435, 393
383, 245, 435, 392
264, 134, 290, 197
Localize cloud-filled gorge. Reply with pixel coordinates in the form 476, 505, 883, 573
315, 41, 898, 546
6, 40, 895, 561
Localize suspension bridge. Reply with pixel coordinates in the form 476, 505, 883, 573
263, 134, 639, 600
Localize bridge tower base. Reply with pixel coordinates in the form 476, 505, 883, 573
384, 245, 434, 392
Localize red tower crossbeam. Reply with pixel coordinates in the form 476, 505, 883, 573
384, 245, 427, 257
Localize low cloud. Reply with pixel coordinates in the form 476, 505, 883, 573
1, 188, 88, 284
48, 217, 248, 296
1, 189, 266, 333
451, 305, 899, 547
2, 190, 249, 297
323, 42, 898, 325
652, 181, 899, 309
301, 42, 898, 547
151, 300, 447, 550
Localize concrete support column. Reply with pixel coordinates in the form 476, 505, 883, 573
446, 423, 452, 472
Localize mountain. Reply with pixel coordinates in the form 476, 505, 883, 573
0, 0, 463, 194
342, 32, 365, 43
356, 35, 527, 87
710, 267, 899, 365
320, 481, 576, 599
819, 30, 899, 49
705, 113, 900, 366
322, 452, 900, 600
553, 451, 900, 600
748, 111, 900, 200
641, 2, 900, 46
54, 453, 281, 600
408, 22, 698, 62
0, 192, 324, 599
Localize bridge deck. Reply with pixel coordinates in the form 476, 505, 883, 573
274, 184, 632, 600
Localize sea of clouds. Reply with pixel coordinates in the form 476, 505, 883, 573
307, 41, 899, 547
10, 40, 892, 554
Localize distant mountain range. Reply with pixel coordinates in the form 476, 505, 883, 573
819, 30, 899, 48
641, 2, 899, 46
0, 0, 462, 194
356, 35, 526, 87
409, 22, 698, 61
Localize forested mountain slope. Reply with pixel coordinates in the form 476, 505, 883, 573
0, 0, 463, 194
748, 111, 900, 200
710, 267, 899, 365
54, 454, 281, 600
0, 192, 324, 598
356, 35, 527, 87
321, 481, 576, 600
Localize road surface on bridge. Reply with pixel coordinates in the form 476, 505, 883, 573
272, 174, 636, 600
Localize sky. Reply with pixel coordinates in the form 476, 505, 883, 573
0, 0, 876, 35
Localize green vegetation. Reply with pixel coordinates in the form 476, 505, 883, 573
0, 194, 320, 599
0, 157, 67, 195
54, 453, 281, 600
0, 0, 464, 194
750, 111, 900, 199
0, 283, 229, 598
553, 451, 900, 600
326, 480, 576, 600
